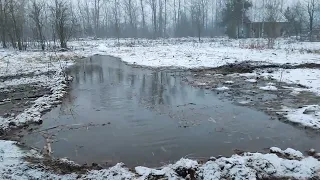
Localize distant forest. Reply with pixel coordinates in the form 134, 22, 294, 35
0, 0, 319, 49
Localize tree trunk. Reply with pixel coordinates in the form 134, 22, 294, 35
152, 1, 157, 38
164, 0, 167, 37
309, 16, 313, 41
10, 0, 22, 50
9, 33, 15, 48
140, 0, 146, 35
198, 25, 201, 42
158, 0, 163, 37
93, 0, 100, 38
0, 1, 7, 48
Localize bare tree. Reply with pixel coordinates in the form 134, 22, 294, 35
306, 0, 317, 41
164, 0, 167, 37
69, 1, 81, 39
112, 0, 120, 42
158, 0, 163, 37
29, 0, 45, 50
50, 0, 70, 49
93, 0, 101, 38
124, 0, 138, 37
77, 0, 92, 36
178, 0, 181, 28
101, 1, 109, 37
8, 0, 25, 50
294, 2, 306, 37
173, 0, 177, 30
176, 0, 181, 35
148, 0, 157, 38
140, 0, 147, 36
263, 0, 283, 48
191, 0, 206, 41
284, 2, 305, 38
0, 0, 8, 48
2, 0, 303, 42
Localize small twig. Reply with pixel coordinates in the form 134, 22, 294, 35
36, 123, 83, 133
279, 69, 284, 84
40, 132, 54, 157
30, 122, 106, 135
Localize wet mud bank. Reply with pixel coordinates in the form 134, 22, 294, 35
191, 61, 320, 74
11, 56, 320, 170
185, 61, 320, 130
0, 77, 73, 136
0, 84, 51, 119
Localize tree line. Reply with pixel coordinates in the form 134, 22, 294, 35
0, 0, 319, 50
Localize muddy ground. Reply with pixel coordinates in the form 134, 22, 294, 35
184, 61, 320, 130
0, 84, 51, 119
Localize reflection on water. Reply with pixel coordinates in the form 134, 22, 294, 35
22, 55, 320, 167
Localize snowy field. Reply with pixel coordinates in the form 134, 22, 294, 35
1, 37, 320, 178
73, 38, 320, 69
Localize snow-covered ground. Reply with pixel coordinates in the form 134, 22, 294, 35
94, 41, 320, 68
0, 50, 76, 77
65, 37, 320, 69
282, 105, 320, 130
252, 68, 320, 130
1, 140, 319, 179
259, 68, 320, 96
259, 85, 278, 91
0, 50, 80, 129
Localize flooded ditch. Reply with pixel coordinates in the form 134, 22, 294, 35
19, 56, 320, 168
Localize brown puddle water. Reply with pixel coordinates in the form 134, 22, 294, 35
22, 55, 320, 168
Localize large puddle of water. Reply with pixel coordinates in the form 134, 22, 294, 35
22, 56, 320, 167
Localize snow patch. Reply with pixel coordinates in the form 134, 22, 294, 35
284, 148, 304, 159
224, 81, 234, 84
238, 100, 251, 105
259, 69, 320, 95
195, 82, 207, 86
0, 75, 52, 89
97, 44, 109, 52
271, 147, 304, 159
199, 149, 320, 179
246, 78, 257, 83
0, 140, 77, 179
282, 105, 320, 129
259, 85, 278, 91
270, 147, 283, 153
84, 163, 135, 180
171, 158, 199, 169
216, 86, 230, 91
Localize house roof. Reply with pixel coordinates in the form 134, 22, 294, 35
247, 7, 287, 23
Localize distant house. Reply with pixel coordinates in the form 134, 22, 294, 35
235, 8, 288, 38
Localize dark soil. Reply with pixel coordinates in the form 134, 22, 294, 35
25, 156, 104, 175
0, 84, 51, 118
185, 61, 320, 131
0, 71, 56, 82
192, 61, 320, 74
